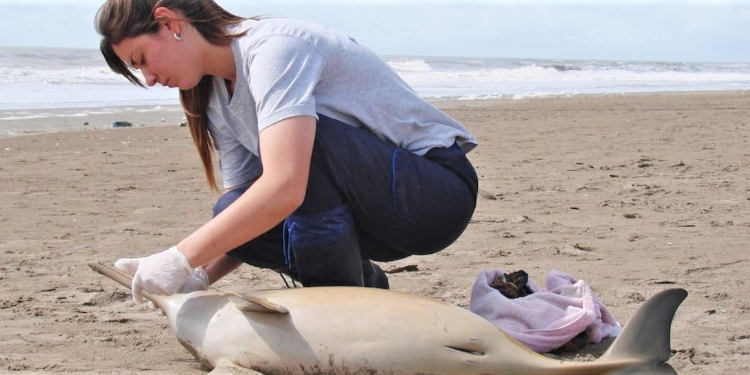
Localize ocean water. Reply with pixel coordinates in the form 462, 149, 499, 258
2, 46, 750, 112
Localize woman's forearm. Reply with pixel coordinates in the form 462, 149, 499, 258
178, 172, 304, 267
202, 255, 243, 285
177, 116, 316, 268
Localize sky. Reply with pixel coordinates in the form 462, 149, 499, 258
1, 0, 750, 62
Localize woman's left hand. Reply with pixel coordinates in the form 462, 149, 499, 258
115, 246, 193, 303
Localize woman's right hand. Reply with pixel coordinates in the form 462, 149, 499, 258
114, 256, 209, 299
177, 266, 209, 293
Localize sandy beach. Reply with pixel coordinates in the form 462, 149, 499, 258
0, 91, 748, 374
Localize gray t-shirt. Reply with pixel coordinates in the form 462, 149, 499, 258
207, 18, 477, 189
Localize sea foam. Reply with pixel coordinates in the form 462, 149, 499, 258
2, 47, 750, 111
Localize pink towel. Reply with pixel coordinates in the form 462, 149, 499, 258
469, 269, 620, 353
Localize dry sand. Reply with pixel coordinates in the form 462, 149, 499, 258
0, 92, 748, 374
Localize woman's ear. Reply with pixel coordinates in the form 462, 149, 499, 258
153, 6, 180, 33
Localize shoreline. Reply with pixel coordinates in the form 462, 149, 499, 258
1, 90, 749, 374
1, 89, 749, 139
0, 104, 186, 139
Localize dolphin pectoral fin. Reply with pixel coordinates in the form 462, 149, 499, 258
222, 292, 289, 314
208, 359, 267, 375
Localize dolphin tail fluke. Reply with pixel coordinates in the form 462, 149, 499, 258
87, 262, 168, 310
598, 288, 687, 365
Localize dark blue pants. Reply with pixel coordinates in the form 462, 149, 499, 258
214, 115, 477, 288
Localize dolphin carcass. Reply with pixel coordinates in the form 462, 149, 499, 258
89, 262, 686, 375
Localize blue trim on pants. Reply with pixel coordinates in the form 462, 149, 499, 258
282, 204, 354, 277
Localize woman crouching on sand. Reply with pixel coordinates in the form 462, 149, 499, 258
96, 0, 478, 301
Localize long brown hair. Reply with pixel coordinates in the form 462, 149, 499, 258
95, 0, 247, 191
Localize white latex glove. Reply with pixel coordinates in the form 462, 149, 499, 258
178, 266, 209, 293
141, 269, 208, 312
114, 246, 192, 304
115, 257, 210, 293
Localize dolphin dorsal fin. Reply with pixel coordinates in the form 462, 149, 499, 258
222, 292, 289, 314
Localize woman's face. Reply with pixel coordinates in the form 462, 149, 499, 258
112, 22, 203, 90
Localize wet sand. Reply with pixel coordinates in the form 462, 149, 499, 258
1, 91, 748, 374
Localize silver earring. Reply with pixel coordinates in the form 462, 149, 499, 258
173, 32, 182, 41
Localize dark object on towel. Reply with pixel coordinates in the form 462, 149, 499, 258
490, 270, 534, 298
